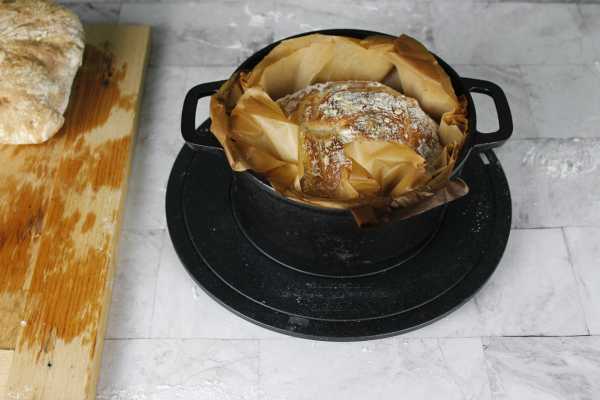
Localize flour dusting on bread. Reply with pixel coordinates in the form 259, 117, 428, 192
278, 81, 440, 198
0, 0, 84, 144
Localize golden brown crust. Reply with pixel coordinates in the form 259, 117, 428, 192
277, 81, 440, 198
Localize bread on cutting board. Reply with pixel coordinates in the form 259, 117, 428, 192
0, 0, 84, 144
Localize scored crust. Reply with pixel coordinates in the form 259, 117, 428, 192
277, 81, 440, 198
0, 0, 84, 144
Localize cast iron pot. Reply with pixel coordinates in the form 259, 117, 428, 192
180, 29, 513, 278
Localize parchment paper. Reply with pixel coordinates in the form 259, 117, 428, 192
210, 34, 469, 223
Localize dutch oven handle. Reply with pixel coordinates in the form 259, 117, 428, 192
181, 80, 227, 154
461, 77, 513, 151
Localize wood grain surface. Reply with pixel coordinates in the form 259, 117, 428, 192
0, 350, 12, 399
0, 24, 150, 399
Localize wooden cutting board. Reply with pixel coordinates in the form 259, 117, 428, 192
0, 24, 150, 400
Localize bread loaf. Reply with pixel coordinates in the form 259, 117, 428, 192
0, 0, 84, 144
277, 81, 440, 198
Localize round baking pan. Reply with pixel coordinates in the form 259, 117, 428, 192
165, 146, 511, 340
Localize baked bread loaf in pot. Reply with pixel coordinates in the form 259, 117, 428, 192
181, 30, 512, 275
277, 81, 442, 200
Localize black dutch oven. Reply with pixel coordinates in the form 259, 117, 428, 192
180, 29, 513, 278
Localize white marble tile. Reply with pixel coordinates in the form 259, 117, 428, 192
259, 337, 491, 400
472, 229, 587, 336
121, 179, 168, 231
121, 145, 172, 231
403, 299, 486, 338
119, 1, 277, 66
272, 0, 433, 49
136, 66, 189, 158
127, 142, 174, 200
483, 336, 600, 400
407, 229, 588, 337
498, 0, 580, 2
151, 232, 283, 339
431, 1, 589, 65
564, 227, 600, 335
106, 229, 164, 339
455, 65, 538, 138
60, 2, 120, 22
496, 138, 600, 228
122, 66, 187, 231
98, 338, 259, 400
521, 64, 600, 138
150, 228, 586, 340
579, 4, 600, 60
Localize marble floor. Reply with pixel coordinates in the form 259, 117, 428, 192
60, 0, 600, 399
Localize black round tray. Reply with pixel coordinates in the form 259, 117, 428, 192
166, 146, 511, 341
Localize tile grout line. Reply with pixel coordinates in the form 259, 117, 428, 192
436, 339, 471, 399
478, 337, 496, 400
511, 226, 575, 231
104, 337, 262, 341
513, 63, 542, 139
575, 2, 587, 23
497, 137, 600, 143
492, 334, 591, 338
512, 225, 600, 230
147, 228, 169, 338
561, 227, 592, 335
104, 228, 167, 341
256, 339, 262, 400
59, 0, 600, 3
102, 333, 599, 341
